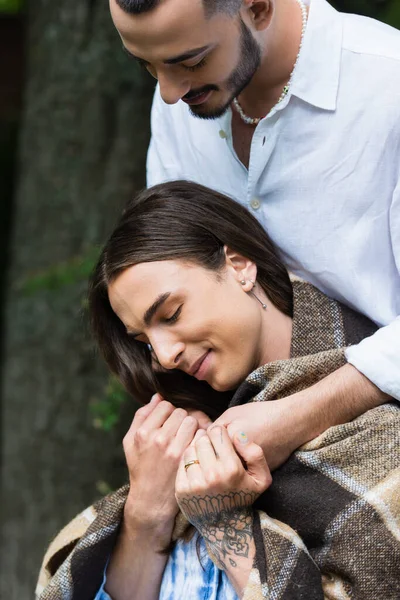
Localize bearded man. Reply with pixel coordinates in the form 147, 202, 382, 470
108, 0, 400, 468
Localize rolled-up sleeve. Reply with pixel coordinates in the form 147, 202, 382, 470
346, 181, 400, 400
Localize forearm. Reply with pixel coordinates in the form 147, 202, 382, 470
288, 363, 389, 446
202, 507, 256, 598
105, 516, 171, 600
180, 492, 257, 599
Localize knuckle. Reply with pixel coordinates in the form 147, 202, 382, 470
174, 408, 188, 420
135, 405, 148, 417
182, 415, 197, 428
122, 435, 129, 453
190, 481, 206, 495
226, 463, 241, 482
262, 471, 273, 490
204, 469, 219, 486
154, 433, 168, 450
165, 447, 181, 462
251, 444, 265, 460
134, 428, 147, 445
175, 481, 189, 495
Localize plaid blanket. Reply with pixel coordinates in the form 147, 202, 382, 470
36, 280, 400, 599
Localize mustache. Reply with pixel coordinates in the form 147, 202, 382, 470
183, 84, 218, 100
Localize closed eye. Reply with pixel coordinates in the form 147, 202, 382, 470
163, 305, 182, 324
183, 56, 208, 72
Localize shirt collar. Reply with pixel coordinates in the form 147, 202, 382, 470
290, 0, 343, 111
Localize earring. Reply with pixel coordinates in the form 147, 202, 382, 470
250, 281, 267, 309
240, 280, 246, 285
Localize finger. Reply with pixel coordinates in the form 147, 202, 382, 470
186, 409, 213, 431
212, 407, 234, 429
139, 400, 175, 433
169, 415, 199, 454
190, 428, 207, 446
161, 408, 191, 438
124, 394, 162, 438
233, 432, 272, 490
176, 429, 201, 477
182, 443, 202, 481
207, 425, 242, 464
176, 452, 187, 490
195, 434, 218, 470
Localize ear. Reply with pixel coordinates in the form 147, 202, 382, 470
224, 246, 258, 292
241, 0, 273, 32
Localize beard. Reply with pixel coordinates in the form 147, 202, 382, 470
187, 18, 261, 120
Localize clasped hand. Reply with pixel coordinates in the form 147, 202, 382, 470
123, 394, 271, 551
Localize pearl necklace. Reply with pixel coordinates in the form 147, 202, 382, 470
233, 0, 308, 126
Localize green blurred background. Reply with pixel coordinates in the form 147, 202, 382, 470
0, 1, 399, 597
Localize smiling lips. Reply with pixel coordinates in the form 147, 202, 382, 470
188, 350, 211, 378
182, 89, 213, 105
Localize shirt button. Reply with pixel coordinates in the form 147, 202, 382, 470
250, 198, 261, 210
219, 129, 227, 139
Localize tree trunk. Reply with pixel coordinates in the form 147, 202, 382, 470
0, 1, 154, 597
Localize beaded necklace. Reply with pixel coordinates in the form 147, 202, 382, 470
232, 0, 308, 126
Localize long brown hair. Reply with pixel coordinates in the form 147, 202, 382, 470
89, 181, 292, 419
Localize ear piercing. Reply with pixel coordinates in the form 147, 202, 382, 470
240, 279, 267, 309
251, 290, 267, 310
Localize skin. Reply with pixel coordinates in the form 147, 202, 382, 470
106, 0, 389, 592
105, 393, 269, 599
176, 426, 271, 596
104, 395, 199, 599
108, 248, 293, 392
105, 249, 289, 597
105, 251, 387, 597
109, 0, 389, 464
109, 0, 306, 125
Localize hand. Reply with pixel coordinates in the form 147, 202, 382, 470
123, 394, 199, 546
213, 364, 389, 471
175, 426, 271, 569
212, 398, 306, 471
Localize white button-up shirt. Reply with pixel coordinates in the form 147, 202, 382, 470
147, 0, 400, 400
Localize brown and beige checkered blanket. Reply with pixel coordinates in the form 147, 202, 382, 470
36, 280, 400, 599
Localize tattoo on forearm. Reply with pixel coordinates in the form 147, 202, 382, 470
178, 491, 257, 570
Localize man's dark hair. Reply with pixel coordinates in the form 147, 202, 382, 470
115, 0, 242, 18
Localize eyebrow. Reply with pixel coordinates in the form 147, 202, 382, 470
122, 44, 211, 65
126, 292, 171, 337
144, 292, 171, 326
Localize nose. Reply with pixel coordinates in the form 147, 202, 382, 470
158, 71, 190, 105
151, 333, 185, 370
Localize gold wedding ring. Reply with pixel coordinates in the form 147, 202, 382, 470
184, 460, 200, 471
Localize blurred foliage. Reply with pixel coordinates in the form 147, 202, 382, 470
13, 247, 133, 429
16, 246, 101, 296
90, 375, 129, 432
0, 0, 23, 14
332, 0, 400, 27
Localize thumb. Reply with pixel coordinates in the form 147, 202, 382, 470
233, 432, 272, 492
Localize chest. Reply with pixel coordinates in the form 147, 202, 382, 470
231, 114, 255, 169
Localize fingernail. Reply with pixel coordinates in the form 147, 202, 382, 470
150, 394, 158, 403
236, 431, 248, 444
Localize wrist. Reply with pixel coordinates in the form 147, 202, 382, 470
123, 501, 175, 552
